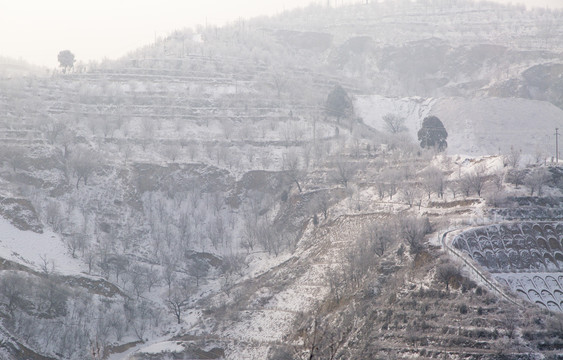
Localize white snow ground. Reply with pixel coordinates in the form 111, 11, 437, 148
356, 95, 563, 157
0, 216, 84, 275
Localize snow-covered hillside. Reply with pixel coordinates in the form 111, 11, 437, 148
1, 0, 563, 359
357, 95, 563, 157
0, 216, 84, 275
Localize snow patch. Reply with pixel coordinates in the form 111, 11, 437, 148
0, 216, 84, 275
138, 341, 185, 354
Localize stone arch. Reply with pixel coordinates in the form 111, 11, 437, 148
522, 276, 536, 291
496, 277, 510, 288
496, 251, 510, 271
535, 300, 547, 310
547, 301, 561, 312
534, 276, 548, 290
524, 235, 537, 250
511, 235, 524, 251
536, 237, 550, 252
507, 250, 520, 268
544, 223, 555, 236
484, 250, 498, 270
491, 237, 504, 251
454, 237, 469, 252
520, 223, 532, 236
549, 237, 562, 252
543, 253, 559, 270
480, 237, 493, 251
467, 236, 480, 252
530, 250, 546, 270
516, 288, 530, 300
554, 252, 563, 267
545, 276, 561, 291
519, 250, 532, 269
474, 228, 488, 239
528, 289, 543, 302
532, 223, 543, 236
541, 289, 555, 302
470, 251, 486, 266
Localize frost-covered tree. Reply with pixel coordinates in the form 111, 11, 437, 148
383, 113, 407, 134
284, 150, 304, 193
399, 216, 431, 254
332, 157, 357, 188
70, 146, 100, 188
524, 167, 551, 196
436, 262, 460, 291
504, 146, 521, 168
421, 166, 444, 199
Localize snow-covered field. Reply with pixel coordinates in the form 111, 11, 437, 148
356, 95, 563, 157
0, 216, 84, 275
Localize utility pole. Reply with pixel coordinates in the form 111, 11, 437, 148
556, 128, 560, 163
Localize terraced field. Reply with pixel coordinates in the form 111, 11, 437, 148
452, 222, 563, 312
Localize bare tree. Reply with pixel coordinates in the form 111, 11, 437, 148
447, 179, 460, 198
128, 264, 148, 298
382, 113, 407, 134
294, 311, 354, 360
272, 71, 288, 99
363, 221, 395, 257
59, 129, 75, 158
504, 146, 521, 168
469, 167, 487, 197
3, 147, 27, 173
524, 167, 551, 196
162, 260, 177, 291
70, 146, 99, 188
189, 258, 209, 287
436, 262, 460, 291
399, 216, 430, 254
66, 233, 88, 258
45, 119, 66, 144
163, 145, 180, 162
332, 157, 357, 188
0, 272, 25, 315
380, 168, 402, 200
459, 168, 487, 198
400, 185, 422, 208
316, 191, 331, 220
284, 150, 304, 193
141, 118, 155, 151
421, 166, 444, 199
459, 175, 473, 197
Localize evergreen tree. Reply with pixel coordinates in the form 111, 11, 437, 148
325, 84, 354, 120
418, 116, 448, 152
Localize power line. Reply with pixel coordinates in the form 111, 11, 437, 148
555, 128, 560, 163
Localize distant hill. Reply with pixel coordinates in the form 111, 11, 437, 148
0, 56, 46, 77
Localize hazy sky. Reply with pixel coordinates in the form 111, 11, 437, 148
0, 0, 561, 68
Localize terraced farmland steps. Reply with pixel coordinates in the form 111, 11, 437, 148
446, 222, 563, 312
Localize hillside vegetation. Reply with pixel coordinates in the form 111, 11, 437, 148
0, 0, 563, 359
